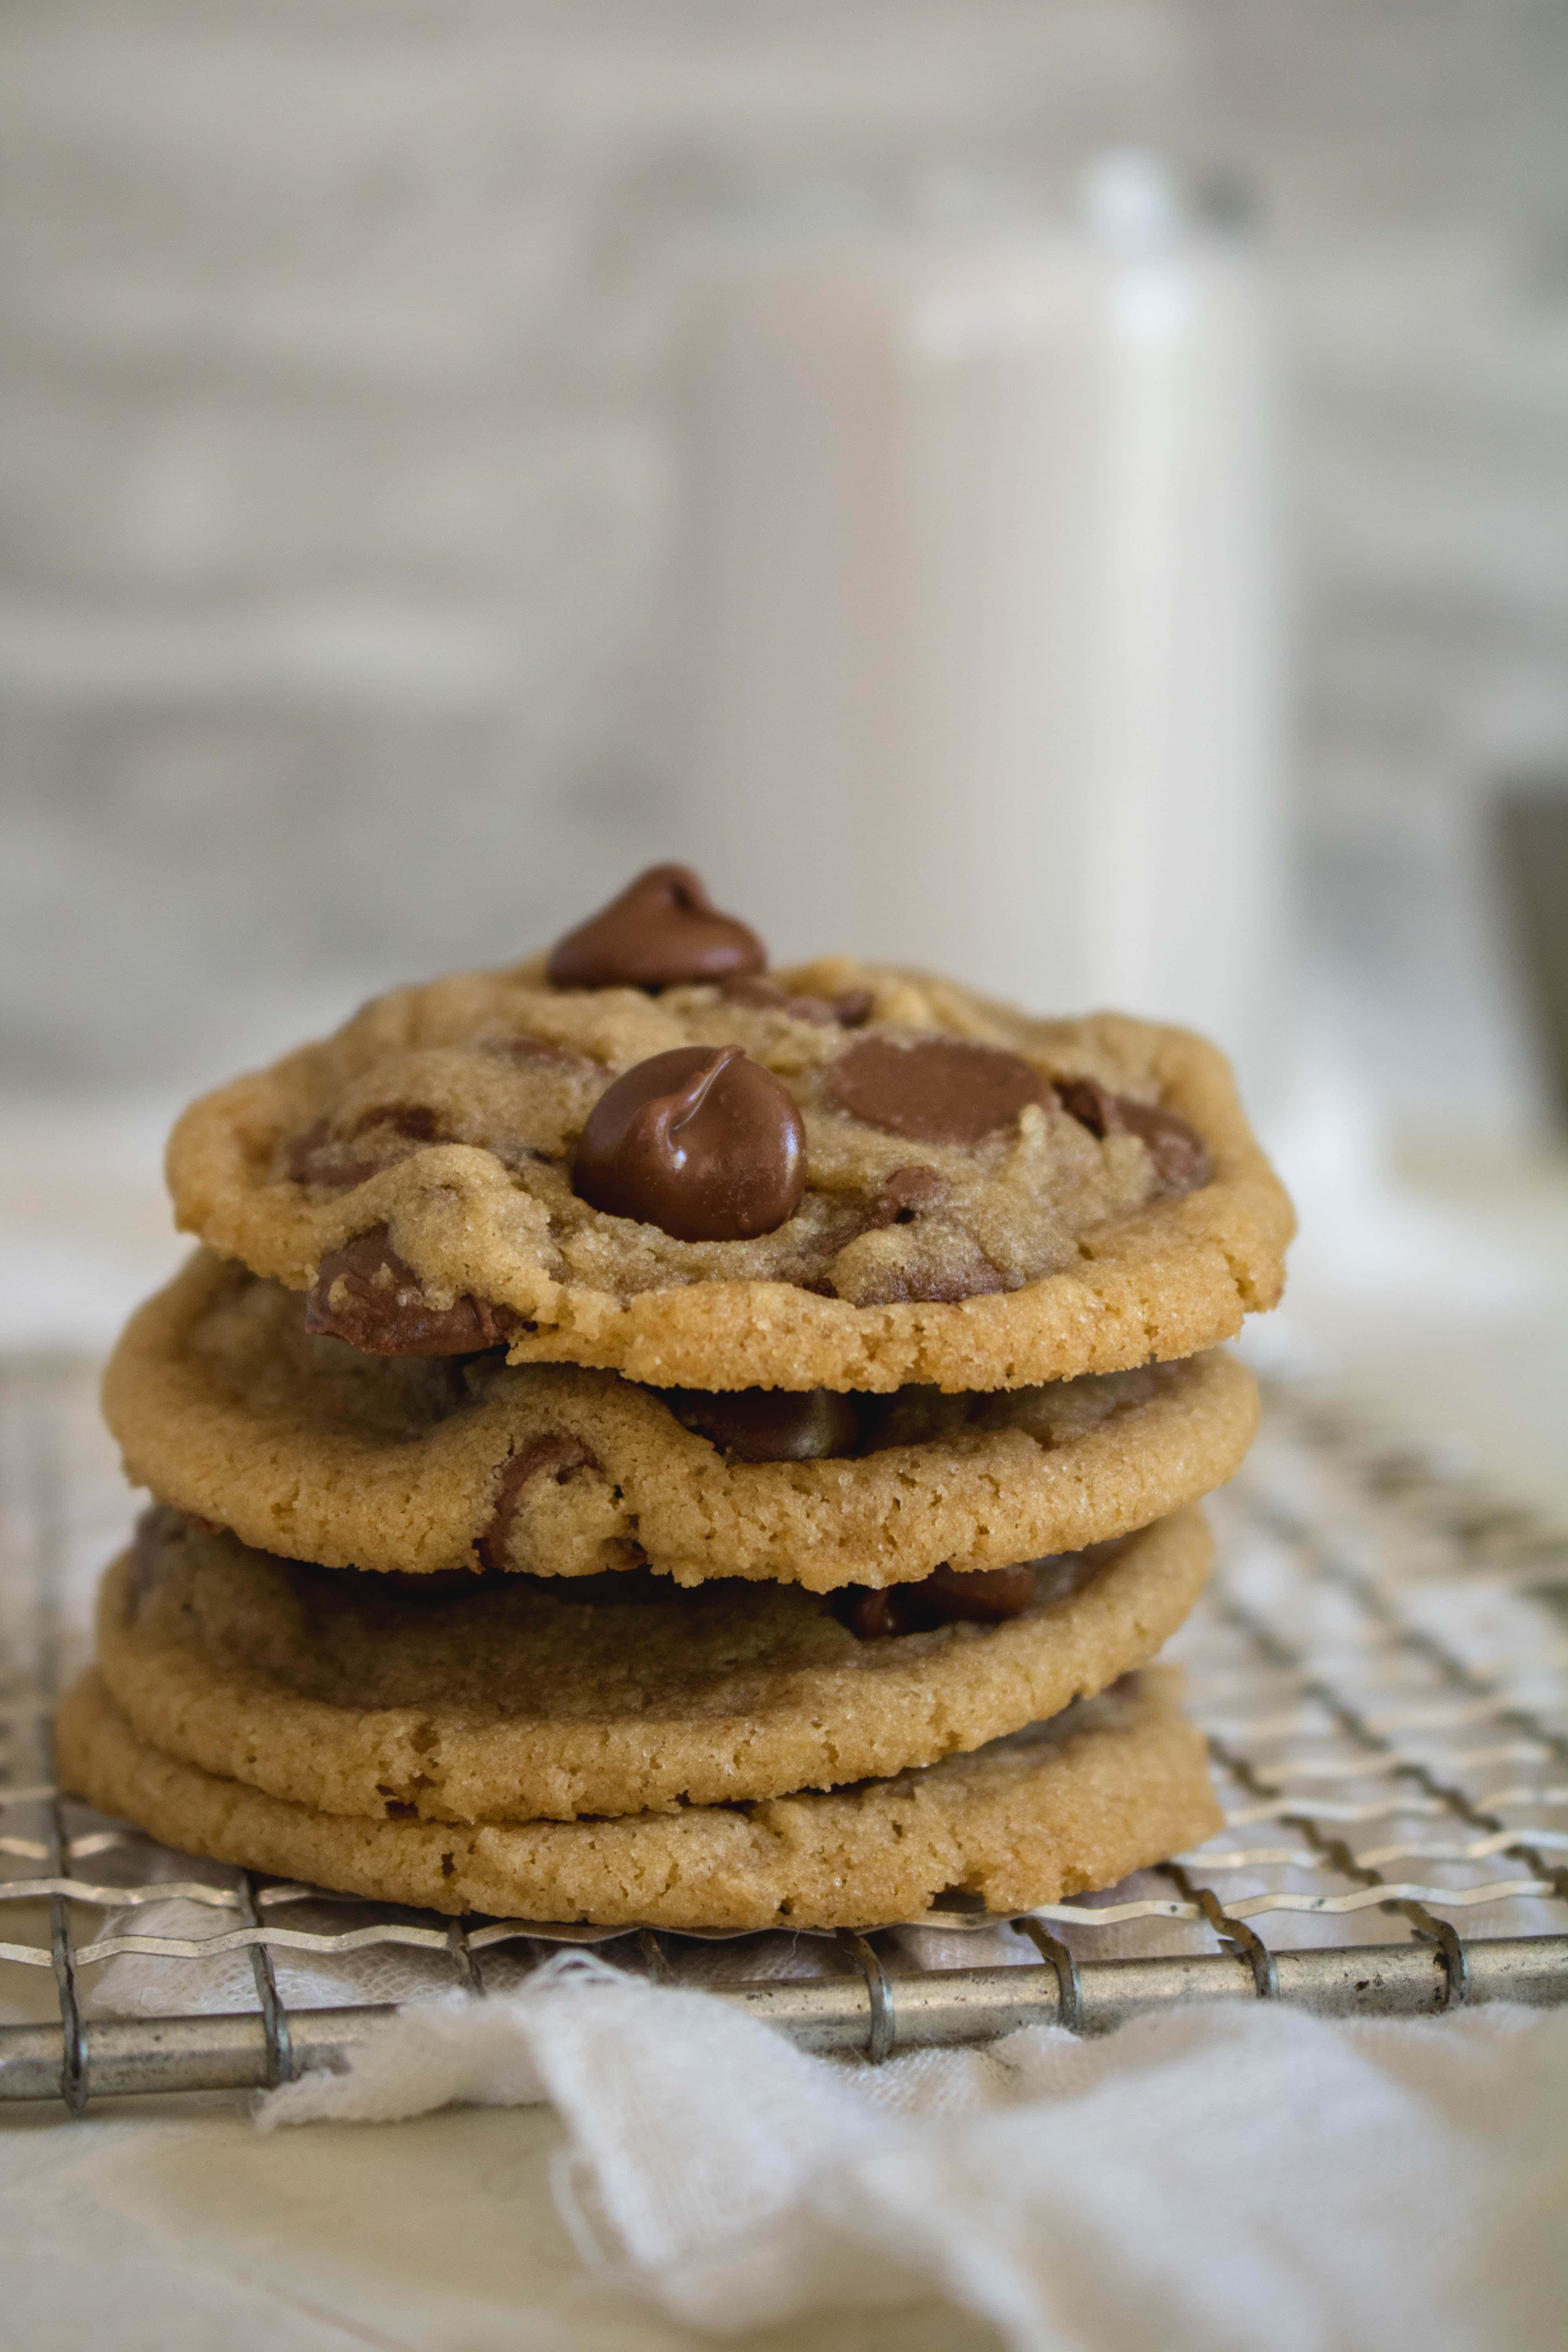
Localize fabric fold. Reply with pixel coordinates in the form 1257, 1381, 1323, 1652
258, 1965, 1568, 2352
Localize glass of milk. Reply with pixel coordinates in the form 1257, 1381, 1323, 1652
675, 152, 1286, 1106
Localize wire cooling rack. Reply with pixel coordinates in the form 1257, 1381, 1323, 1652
2, 1350, 1566, 2112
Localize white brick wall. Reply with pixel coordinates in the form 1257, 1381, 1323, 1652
3, 0, 1565, 1125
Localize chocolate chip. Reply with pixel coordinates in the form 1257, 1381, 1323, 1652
833, 1586, 900, 1639
664, 1387, 862, 1462
572, 1045, 806, 1242
829, 1205, 1008, 1301
832, 1559, 1043, 1640
831, 989, 875, 1028
827, 1036, 1055, 1146
853, 1254, 1009, 1306
478, 1433, 597, 1570
720, 977, 789, 1010
1123, 1103, 1210, 1190
286, 1103, 449, 1190
285, 1118, 380, 1192
347, 1102, 443, 1143
719, 975, 834, 1025
547, 864, 766, 993
487, 1033, 597, 1072
719, 976, 875, 1029
1058, 1078, 1211, 1192
866, 1164, 948, 1227
305, 1227, 526, 1357
285, 1118, 329, 1181
1055, 1076, 1120, 1137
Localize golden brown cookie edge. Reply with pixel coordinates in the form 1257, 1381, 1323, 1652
57, 1663, 1223, 1931
103, 1249, 1258, 1586
164, 977, 1292, 1392
93, 1506, 1213, 1820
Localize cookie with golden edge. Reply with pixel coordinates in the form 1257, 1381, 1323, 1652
58, 1664, 1221, 1932
164, 875, 1292, 1394
90, 1504, 1212, 1822
104, 1252, 1258, 1589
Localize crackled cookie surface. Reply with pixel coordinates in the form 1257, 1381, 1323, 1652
58, 1663, 1221, 1930
105, 1253, 1257, 1588
165, 867, 1292, 1392
92, 1505, 1211, 1820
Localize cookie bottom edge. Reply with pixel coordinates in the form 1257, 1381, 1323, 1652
58, 1664, 1222, 1934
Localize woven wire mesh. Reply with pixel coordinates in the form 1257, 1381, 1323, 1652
2, 1351, 1566, 2109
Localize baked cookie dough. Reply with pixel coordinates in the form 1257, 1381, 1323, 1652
104, 1252, 1258, 1588
165, 885, 1292, 1394
92, 1505, 1212, 1820
57, 1664, 1221, 1931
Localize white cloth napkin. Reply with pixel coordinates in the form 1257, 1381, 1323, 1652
256, 1954, 1568, 2351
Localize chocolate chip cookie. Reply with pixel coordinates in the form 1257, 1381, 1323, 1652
89, 1504, 1211, 1822
57, 1661, 1221, 1931
165, 866, 1293, 1393
105, 1251, 1258, 1588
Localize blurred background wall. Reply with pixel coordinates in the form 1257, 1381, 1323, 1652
2, 0, 1566, 1141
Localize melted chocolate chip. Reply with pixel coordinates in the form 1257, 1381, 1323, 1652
572, 1045, 806, 1242
1058, 1077, 1211, 1192
828, 1036, 1055, 1146
287, 1103, 450, 1191
851, 1253, 1009, 1306
835, 1165, 1004, 1304
664, 1387, 862, 1462
831, 989, 875, 1028
285, 1119, 381, 1192
720, 976, 875, 1029
1055, 1076, 1120, 1136
346, 1102, 445, 1144
548, 864, 766, 993
285, 1118, 329, 1181
487, 1033, 597, 1072
833, 1559, 1043, 1640
866, 1164, 948, 1227
478, 1433, 598, 1570
720, 975, 833, 1025
1120, 1103, 1211, 1190
305, 1227, 526, 1357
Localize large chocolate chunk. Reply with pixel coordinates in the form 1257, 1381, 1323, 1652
547, 864, 766, 993
1058, 1076, 1211, 1192
828, 1036, 1054, 1146
664, 1386, 861, 1462
833, 1559, 1042, 1640
478, 1433, 597, 1570
305, 1227, 525, 1357
572, 1045, 806, 1242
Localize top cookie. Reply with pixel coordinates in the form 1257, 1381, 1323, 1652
167, 864, 1293, 1392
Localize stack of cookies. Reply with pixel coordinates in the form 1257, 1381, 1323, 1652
60, 866, 1292, 1933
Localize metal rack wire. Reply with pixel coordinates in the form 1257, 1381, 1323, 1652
2, 1352, 1566, 2112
